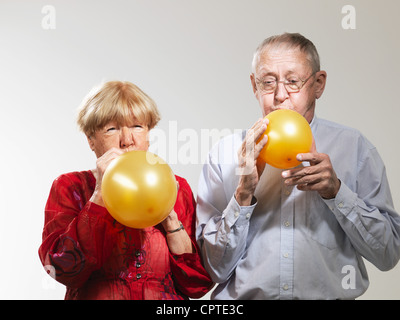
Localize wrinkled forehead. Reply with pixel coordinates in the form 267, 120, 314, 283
255, 45, 312, 76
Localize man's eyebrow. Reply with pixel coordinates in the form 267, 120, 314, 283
285, 70, 298, 76
257, 70, 277, 78
257, 69, 300, 78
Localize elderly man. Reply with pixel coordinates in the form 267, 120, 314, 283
196, 33, 400, 299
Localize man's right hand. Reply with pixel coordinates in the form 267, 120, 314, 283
235, 118, 269, 206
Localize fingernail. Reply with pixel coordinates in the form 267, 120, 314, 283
282, 171, 288, 178
297, 154, 302, 161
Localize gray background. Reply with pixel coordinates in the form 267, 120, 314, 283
0, 0, 399, 299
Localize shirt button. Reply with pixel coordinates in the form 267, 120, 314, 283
136, 262, 141, 268
136, 273, 142, 280
245, 213, 251, 219
283, 252, 289, 258
284, 221, 290, 227
234, 211, 239, 218
135, 251, 141, 257
285, 190, 290, 196
282, 284, 289, 290
338, 202, 344, 208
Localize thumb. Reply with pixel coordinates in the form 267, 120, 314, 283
296, 135, 317, 162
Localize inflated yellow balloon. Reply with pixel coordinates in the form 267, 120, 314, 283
101, 150, 177, 229
258, 109, 313, 169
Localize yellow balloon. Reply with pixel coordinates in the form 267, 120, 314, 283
258, 109, 313, 169
101, 150, 177, 229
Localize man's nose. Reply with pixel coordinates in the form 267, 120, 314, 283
120, 127, 134, 148
274, 82, 289, 103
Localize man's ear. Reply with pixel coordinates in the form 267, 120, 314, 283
250, 73, 258, 95
315, 71, 327, 99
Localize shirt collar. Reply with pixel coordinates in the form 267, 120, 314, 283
310, 113, 318, 132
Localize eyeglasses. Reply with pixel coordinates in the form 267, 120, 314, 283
255, 73, 316, 94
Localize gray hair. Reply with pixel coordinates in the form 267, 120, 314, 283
252, 33, 321, 74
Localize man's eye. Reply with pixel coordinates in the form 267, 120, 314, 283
106, 127, 117, 132
287, 79, 299, 84
262, 80, 276, 86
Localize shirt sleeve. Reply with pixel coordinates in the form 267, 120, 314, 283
323, 146, 400, 271
196, 150, 257, 283
38, 174, 118, 288
168, 176, 214, 298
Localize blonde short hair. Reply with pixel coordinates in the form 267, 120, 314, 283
77, 81, 160, 137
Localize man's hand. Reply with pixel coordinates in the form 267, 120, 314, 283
235, 118, 269, 206
281, 139, 341, 199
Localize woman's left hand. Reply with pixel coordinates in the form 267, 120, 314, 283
161, 209, 194, 254
161, 181, 182, 233
161, 210, 181, 232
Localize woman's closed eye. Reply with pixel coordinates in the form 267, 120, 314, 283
106, 126, 118, 132
131, 125, 145, 132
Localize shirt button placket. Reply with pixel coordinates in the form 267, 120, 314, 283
280, 181, 294, 299
134, 250, 143, 281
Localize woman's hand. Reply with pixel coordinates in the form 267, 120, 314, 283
161, 210, 181, 232
161, 210, 194, 254
90, 147, 124, 206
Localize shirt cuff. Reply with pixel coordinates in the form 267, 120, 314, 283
222, 195, 257, 228
323, 182, 357, 219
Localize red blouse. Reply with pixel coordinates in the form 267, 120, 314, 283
38, 171, 213, 300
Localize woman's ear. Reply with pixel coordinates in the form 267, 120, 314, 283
87, 135, 95, 151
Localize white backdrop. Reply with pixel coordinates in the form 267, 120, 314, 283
0, 0, 399, 299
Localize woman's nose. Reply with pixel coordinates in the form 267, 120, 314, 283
120, 127, 134, 148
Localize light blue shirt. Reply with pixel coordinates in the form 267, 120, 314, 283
196, 116, 400, 299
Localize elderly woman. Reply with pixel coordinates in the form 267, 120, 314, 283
39, 81, 213, 300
